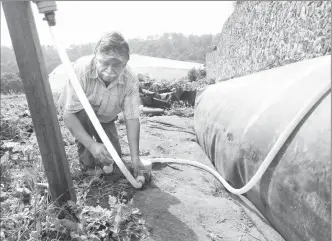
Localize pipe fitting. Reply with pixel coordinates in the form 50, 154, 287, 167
43, 12, 56, 27
140, 159, 152, 171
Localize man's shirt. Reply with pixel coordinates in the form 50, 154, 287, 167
58, 55, 140, 123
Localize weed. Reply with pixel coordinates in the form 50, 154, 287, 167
0, 93, 150, 241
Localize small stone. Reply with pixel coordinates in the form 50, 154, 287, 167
0, 151, 10, 165
12, 144, 22, 153
300, 6, 307, 20
138, 219, 146, 225
1, 141, 20, 151
11, 154, 20, 162
13, 188, 23, 198
0, 192, 8, 202
14, 187, 31, 200
23, 110, 30, 117
26, 127, 33, 133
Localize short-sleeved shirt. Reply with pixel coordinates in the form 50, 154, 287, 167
58, 55, 140, 123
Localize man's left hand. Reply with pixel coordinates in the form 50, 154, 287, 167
132, 157, 151, 183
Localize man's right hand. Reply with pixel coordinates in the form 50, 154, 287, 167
89, 142, 114, 165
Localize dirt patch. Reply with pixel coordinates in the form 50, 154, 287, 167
0, 94, 284, 241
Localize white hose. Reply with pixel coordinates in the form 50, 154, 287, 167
146, 81, 330, 195
48, 27, 143, 189
48, 25, 330, 194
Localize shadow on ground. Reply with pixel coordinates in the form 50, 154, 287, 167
134, 181, 199, 241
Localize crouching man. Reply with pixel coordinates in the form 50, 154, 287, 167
58, 32, 151, 181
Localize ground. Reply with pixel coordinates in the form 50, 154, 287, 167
0, 94, 284, 241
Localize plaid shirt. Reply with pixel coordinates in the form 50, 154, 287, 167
58, 55, 140, 123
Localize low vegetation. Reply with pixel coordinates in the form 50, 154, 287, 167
1, 94, 152, 241
0, 61, 216, 239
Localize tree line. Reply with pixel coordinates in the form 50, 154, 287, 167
1, 32, 220, 75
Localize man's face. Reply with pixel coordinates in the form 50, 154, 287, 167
95, 53, 127, 83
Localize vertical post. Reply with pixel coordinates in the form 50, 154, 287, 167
2, 1, 76, 203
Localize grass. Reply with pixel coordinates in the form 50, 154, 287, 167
164, 101, 194, 118
139, 75, 215, 93
0, 93, 150, 241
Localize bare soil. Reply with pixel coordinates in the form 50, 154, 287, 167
117, 115, 283, 241
0, 94, 284, 241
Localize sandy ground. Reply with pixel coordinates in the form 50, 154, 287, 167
115, 115, 284, 241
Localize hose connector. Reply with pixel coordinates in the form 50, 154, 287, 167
140, 159, 152, 171
43, 11, 56, 27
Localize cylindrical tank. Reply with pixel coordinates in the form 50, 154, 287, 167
194, 55, 331, 241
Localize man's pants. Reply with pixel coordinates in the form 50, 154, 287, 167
75, 110, 122, 169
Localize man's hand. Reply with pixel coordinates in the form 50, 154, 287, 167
89, 142, 114, 166
132, 157, 151, 183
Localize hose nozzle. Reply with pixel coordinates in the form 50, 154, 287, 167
33, 0, 57, 26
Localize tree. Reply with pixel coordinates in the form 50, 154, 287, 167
187, 68, 198, 82
1, 32, 218, 79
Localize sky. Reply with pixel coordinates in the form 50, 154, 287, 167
1, 1, 234, 48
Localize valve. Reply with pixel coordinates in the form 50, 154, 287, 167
43, 12, 56, 27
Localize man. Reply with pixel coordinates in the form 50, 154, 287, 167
58, 32, 151, 181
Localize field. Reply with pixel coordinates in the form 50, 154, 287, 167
48, 54, 204, 93
0, 92, 277, 241
130, 67, 190, 82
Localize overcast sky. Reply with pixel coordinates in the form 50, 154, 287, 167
1, 1, 234, 48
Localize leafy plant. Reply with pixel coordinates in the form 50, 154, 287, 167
1, 73, 25, 94
187, 68, 198, 82
0, 94, 150, 241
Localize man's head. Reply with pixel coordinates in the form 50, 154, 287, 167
94, 32, 130, 83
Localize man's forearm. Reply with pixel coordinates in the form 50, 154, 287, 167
63, 112, 95, 150
125, 118, 140, 163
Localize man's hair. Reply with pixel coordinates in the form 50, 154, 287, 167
94, 31, 130, 61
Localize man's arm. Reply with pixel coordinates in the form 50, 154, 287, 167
63, 112, 94, 150
122, 69, 151, 181
63, 112, 113, 165
125, 118, 151, 181
125, 118, 140, 164
122, 70, 141, 163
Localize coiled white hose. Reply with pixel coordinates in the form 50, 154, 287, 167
49, 25, 330, 194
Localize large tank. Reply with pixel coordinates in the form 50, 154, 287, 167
194, 55, 331, 241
